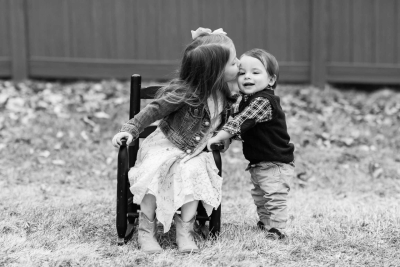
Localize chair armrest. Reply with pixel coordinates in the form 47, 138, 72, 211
119, 138, 135, 147
120, 139, 127, 147
210, 143, 224, 151
210, 143, 223, 176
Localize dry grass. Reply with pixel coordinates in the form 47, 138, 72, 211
1, 80, 399, 266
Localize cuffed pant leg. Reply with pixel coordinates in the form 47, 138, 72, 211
249, 162, 293, 229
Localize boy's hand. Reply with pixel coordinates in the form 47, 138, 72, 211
207, 136, 222, 152
221, 139, 231, 153
112, 132, 133, 148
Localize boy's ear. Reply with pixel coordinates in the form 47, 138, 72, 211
268, 75, 277, 86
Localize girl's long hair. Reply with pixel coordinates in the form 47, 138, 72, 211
156, 33, 236, 111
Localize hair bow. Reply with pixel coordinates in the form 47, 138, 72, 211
191, 27, 227, 39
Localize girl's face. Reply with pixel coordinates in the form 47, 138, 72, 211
238, 55, 276, 95
223, 47, 239, 82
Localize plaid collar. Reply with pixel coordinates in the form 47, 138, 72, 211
240, 88, 274, 102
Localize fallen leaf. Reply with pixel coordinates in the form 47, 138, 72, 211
80, 131, 89, 141
52, 159, 65, 165
0, 93, 9, 107
342, 137, 354, 146
82, 116, 97, 128
113, 98, 125, 105
54, 143, 62, 150
369, 162, 383, 179
39, 150, 50, 158
94, 111, 110, 119
5, 97, 25, 112
8, 113, 19, 121
56, 131, 64, 138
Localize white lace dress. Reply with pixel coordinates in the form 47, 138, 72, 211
128, 98, 223, 232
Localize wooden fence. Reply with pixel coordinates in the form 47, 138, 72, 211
1, 0, 400, 86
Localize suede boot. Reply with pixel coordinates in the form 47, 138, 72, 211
138, 212, 162, 254
174, 214, 199, 253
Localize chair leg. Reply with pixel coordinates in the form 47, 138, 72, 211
116, 141, 129, 245
195, 201, 209, 238
209, 204, 221, 237
210, 149, 222, 238
124, 196, 139, 243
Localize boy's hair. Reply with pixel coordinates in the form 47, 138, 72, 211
157, 33, 236, 109
241, 48, 279, 89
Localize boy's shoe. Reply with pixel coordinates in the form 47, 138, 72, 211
257, 221, 288, 242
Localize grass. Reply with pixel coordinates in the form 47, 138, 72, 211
1, 80, 399, 266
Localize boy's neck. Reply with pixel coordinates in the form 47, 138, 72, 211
240, 87, 273, 97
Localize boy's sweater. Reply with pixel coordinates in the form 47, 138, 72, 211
224, 89, 294, 164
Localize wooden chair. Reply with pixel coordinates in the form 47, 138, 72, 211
116, 74, 223, 245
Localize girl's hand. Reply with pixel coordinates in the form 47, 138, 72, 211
112, 132, 133, 148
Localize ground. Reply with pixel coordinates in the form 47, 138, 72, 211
0, 80, 399, 267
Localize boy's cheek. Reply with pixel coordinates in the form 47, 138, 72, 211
237, 83, 245, 92
237, 77, 243, 87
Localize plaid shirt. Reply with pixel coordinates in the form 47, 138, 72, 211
223, 94, 273, 140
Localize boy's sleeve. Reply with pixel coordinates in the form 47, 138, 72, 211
222, 97, 273, 140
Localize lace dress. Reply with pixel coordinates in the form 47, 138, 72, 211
128, 97, 223, 232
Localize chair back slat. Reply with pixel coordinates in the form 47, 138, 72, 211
140, 86, 162, 99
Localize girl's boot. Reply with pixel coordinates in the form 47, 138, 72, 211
138, 212, 162, 254
174, 214, 199, 253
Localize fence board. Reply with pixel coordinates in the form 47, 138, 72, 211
0, 0, 11, 76
28, 0, 67, 57
327, 0, 352, 62
266, 0, 289, 61
398, 1, 400, 63
68, 0, 94, 58
135, 0, 148, 60
221, 0, 245, 54
353, 0, 375, 63
178, 0, 199, 52
0, 58, 11, 77
376, 0, 397, 63
288, 0, 310, 62
310, 0, 326, 87
114, 0, 129, 59
10, 0, 28, 80
92, 0, 116, 58
0, 0, 10, 57
158, 0, 180, 60
243, 0, 266, 51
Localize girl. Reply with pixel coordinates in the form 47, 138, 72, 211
207, 48, 295, 241
112, 28, 239, 253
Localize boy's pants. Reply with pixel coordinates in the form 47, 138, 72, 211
247, 161, 295, 229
